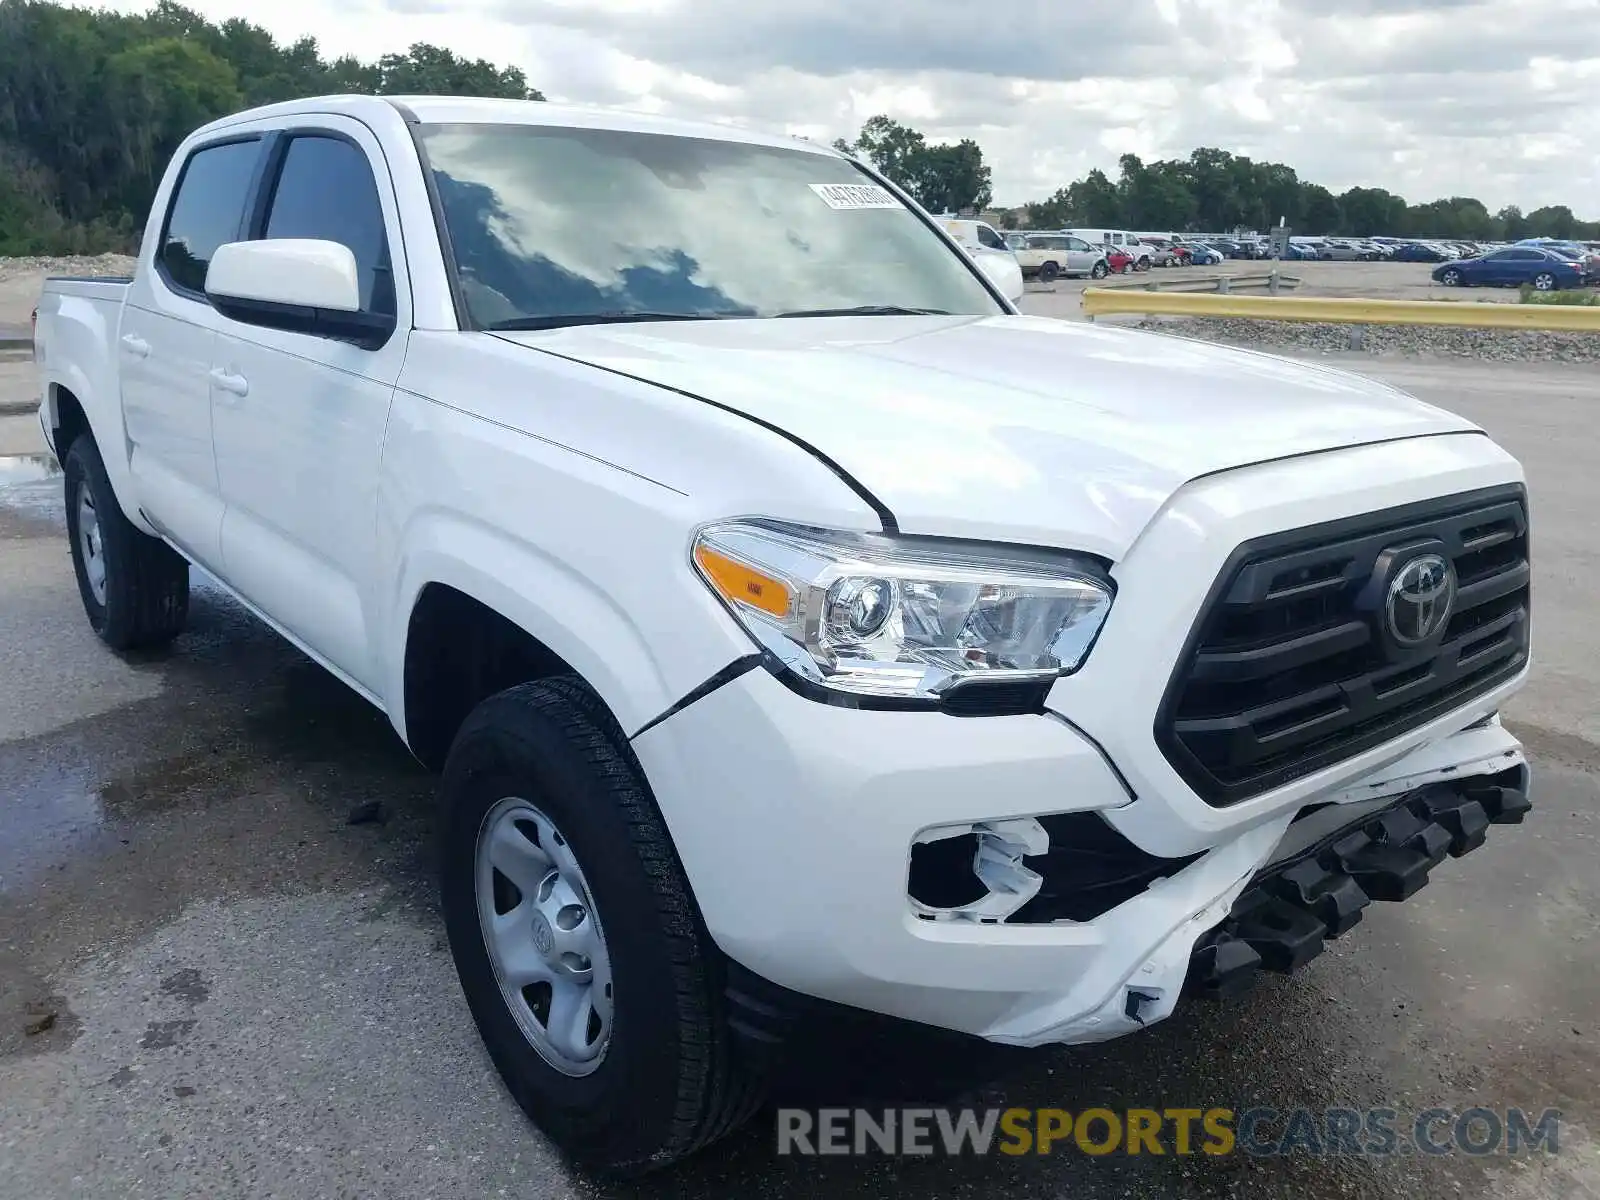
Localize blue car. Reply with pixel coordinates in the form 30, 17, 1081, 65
1175, 242, 1223, 265
1432, 247, 1584, 291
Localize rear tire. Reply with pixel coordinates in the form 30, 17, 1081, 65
1533, 272, 1557, 291
63, 435, 188, 652
439, 677, 767, 1177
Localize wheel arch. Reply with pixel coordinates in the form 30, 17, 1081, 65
388, 525, 701, 770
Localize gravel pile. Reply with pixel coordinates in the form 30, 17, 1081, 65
0, 254, 138, 283
1138, 315, 1600, 363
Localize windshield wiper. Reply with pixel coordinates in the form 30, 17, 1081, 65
486, 311, 750, 331
775, 305, 953, 318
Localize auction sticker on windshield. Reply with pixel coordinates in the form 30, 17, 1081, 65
809, 183, 902, 210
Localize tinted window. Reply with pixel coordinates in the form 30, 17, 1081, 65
264, 136, 394, 314
418, 123, 1000, 327
976, 224, 1005, 250
1507, 250, 1541, 260
161, 139, 261, 295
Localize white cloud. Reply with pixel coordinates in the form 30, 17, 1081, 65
79, 0, 1600, 214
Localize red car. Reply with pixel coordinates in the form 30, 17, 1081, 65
1105, 248, 1137, 274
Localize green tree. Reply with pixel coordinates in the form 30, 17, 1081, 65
107, 38, 243, 204
850, 115, 928, 188
1116, 155, 1195, 230
913, 139, 992, 214
1497, 205, 1530, 240
374, 43, 542, 99
0, 0, 543, 253
1300, 185, 1342, 234
1338, 186, 1407, 236
1066, 168, 1122, 227
841, 116, 993, 213
1525, 205, 1579, 239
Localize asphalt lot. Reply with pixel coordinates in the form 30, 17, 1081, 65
1, 344, 1597, 1199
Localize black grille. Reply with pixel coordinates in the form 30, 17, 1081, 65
1158, 485, 1530, 807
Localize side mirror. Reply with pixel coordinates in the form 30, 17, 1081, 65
206, 240, 393, 349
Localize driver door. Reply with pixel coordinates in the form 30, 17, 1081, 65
208, 120, 410, 691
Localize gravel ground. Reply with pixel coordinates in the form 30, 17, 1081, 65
1132, 317, 1600, 362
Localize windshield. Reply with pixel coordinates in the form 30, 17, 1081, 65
417, 123, 1004, 329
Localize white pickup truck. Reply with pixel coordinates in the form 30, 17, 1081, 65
34, 95, 1533, 1175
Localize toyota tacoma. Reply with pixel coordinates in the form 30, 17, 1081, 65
33, 95, 1532, 1175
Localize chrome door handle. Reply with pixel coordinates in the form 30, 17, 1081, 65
208, 367, 249, 398
120, 334, 150, 358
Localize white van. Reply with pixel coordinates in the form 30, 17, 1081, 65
1067, 228, 1152, 270
938, 218, 1025, 301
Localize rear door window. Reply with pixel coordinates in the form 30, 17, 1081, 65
159, 139, 262, 296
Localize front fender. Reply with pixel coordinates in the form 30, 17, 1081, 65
385, 511, 705, 740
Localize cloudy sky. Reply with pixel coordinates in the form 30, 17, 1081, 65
88, 0, 1600, 213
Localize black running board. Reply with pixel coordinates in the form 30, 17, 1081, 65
1187, 765, 1531, 999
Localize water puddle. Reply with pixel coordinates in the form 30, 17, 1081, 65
0, 453, 60, 485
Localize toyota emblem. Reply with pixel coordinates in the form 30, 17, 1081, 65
1386, 553, 1456, 647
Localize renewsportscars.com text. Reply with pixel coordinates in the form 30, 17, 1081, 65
776, 1106, 1563, 1158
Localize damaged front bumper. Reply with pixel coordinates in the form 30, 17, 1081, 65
1188, 763, 1531, 997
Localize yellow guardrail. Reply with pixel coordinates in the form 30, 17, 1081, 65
1091, 272, 1301, 295
1080, 289, 1600, 332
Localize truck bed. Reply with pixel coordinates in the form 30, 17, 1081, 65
44, 276, 134, 301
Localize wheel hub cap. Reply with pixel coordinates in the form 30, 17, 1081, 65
474, 797, 614, 1076
77, 490, 107, 606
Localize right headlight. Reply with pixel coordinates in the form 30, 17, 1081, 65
690, 519, 1114, 707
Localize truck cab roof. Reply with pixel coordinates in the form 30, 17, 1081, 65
193, 93, 834, 157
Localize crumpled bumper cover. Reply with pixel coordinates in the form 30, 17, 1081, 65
1187, 764, 1532, 998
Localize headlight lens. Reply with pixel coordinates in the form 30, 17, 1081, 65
691, 520, 1113, 703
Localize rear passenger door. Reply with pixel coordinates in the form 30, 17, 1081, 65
209, 119, 410, 692
120, 135, 264, 569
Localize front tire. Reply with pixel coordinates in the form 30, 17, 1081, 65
63, 436, 188, 651
1441, 269, 1462, 287
1037, 260, 1060, 283
1090, 261, 1109, 279
439, 678, 766, 1176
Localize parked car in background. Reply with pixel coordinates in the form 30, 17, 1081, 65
1066, 229, 1153, 270
1104, 247, 1138, 274
1204, 239, 1242, 258
1515, 239, 1599, 278
1010, 233, 1110, 282
1433, 246, 1584, 290
938, 219, 1025, 302
1142, 243, 1184, 268
1318, 239, 1373, 261
1175, 241, 1223, 265
1393, 242, 1449, 263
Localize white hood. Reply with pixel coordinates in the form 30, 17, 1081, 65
496, 315, 1480, 559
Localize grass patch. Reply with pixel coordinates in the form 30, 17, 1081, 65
1518, 285, 1600, 306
